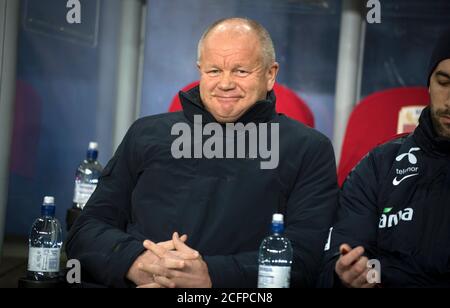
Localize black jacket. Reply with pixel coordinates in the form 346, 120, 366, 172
66, 86, 338, 288
319, 107, 450, 288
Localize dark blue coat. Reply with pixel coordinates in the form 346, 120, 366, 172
320, 107, 450, 287
66, 87, 338, 288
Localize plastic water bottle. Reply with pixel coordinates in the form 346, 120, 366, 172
27, 196, 63, 280
73, 141, 103, 209
257, 213, 293, 288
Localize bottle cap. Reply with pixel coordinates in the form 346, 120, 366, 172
88, 142, 98, 150
43, 196, 55, 205
272, 213, 284, 223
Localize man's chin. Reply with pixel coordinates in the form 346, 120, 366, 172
209, 111, 242, 123
214, 115, 239, 123
440, 129, 450, 139
210, 109, 241, 123
436, 123, 450, 139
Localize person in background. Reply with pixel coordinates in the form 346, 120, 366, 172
319, 29, 450, 288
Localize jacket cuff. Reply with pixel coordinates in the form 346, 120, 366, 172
203, 255, 238, 288
317, 258, 346, 288
107, 239, 146, 288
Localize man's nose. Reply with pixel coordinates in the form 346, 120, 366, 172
218, 72, 235, 90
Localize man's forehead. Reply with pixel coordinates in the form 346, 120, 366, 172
204, 31, 258, 45
201, 35, 261, 59
200, 46, 262, 66
203, 46, 256, 55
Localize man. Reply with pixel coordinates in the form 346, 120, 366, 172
319, 29, 450, 288
66, 18, 338, 288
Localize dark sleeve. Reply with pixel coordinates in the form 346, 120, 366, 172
317, 151, 380, 288
65, 122, 145, 288
204, 137, 339, 288
203, 252, 258, 288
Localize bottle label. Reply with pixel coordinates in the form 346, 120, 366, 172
257, 265, 291, 288
73, 182, 97, 204
28, 247, 61, 273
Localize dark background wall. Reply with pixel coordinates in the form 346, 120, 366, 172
6, 0, 120, 236
361, 0, 450, 97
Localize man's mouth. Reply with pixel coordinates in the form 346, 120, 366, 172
215, 96, 241, 103
440, 115, 450, 124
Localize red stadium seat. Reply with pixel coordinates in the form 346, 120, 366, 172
169, 81, 315, 127
337, 87, 430, 186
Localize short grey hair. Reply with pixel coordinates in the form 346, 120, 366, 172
197, 18, 276, 67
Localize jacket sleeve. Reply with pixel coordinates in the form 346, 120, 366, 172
204, 136, 339, 288
317, 150, 380, 288
65, 122, 145, 288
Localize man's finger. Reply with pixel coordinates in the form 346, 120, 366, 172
156, 240, 174, 251
339, 244, 352, 255
346, 256, 369, 283
173, 232, 199, 258
163, 256, 185, 270
358, 267, 378, 289
338, 246, 365, 268
138, 262, 168, 277
353, 256, 369, 274
156, 234, 188, 251
154, 275, 176, 288
167, 249, 200, 261
351, 268, 371, 288
144, 240, 168, 258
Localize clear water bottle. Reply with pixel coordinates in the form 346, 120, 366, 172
73, 141, 103, 209
27, 196, 63, 280
257, 213, 293, 288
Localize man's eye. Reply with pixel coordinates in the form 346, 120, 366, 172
207, 70, 220, 75
236, 70, 249, 76
438, 81, 450, 86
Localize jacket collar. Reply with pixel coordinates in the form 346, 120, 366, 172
413, 106, 450, 157
178, 85, 277, 125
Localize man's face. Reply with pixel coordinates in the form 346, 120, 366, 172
429, 59, 450, 138
197, 29, 278, 123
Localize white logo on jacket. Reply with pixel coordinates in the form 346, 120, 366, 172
395, 147, 420, 164
324, 227, 333, 251
392, 147, 420, 186
379, 208, 414, 229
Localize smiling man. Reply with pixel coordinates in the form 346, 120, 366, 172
197, 20, 278, 123
66, 18, 338, 288
319, 29, 450, 288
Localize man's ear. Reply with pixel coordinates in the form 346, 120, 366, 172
266, 62, 279, 91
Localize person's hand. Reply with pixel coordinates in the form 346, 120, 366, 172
335, 244, 376, 288
137, 232, 212, 288
126, 234, 188, 286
